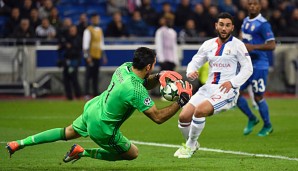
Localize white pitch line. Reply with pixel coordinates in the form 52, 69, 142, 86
1, 140, 297, 162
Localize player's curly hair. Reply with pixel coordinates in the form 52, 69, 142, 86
133, 47, 156, 70
217, 12, 234, 25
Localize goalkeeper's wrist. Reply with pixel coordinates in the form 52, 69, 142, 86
176, 92, 190, 108
154, 72, 160, 81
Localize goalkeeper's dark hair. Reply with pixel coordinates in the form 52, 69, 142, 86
133, 47, 156, 70
217, 12, 234, 25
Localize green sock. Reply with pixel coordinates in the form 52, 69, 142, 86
16, 128, 65, 147
81, 148, 122, 161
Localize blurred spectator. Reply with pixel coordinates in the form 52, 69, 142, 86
155, 14, 179, 71
38, 0, 54, 19
77, 13, 88, 38
127, 10, 149, 37
105, 11, 129, 37
203, 5, 218, 37
35, 18, 56, 39
48, 7, 61, 29
4, 7, 20, 37
219, 0, 237, 16
237, 0, 248, 11
286, 8, 298, 37
58, 18, 72, 40
127, 0, 142, 14
0, 0, 11, 16
269, 9, 286, 37
137, 0, 157, 26
192, 3, 208, 37
202, 0, 213, 14
19, 0, 35, 19
175, 0, 194, 27
153, 14, 178, 97
2, 0, 18, 8
107, 0, 128, 16
10, 18, 35, 38
83, 13, 107, 98
179, 19, 199, 44
29, 8, 41, 30
157, 2, 175, 24
260, 0, 272, 19
59, 25, 82, 100
234, 10, 246, 37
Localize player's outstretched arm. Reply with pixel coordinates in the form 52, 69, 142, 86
143, 81, 192, 124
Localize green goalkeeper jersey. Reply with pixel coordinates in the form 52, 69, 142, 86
98, 62, 154, 125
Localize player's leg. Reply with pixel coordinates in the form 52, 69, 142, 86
174, 103, 195, 157
174, 88, 208, 157
6, 125, 81, 157
177, 87, 208, 141
91, 58, 99, 96
65, 132, 137, 162
178, 86, 239, 158
177, 99, 212, 158
237, 80, 259, 135
254, 70, 273, 136
177, 103, 195, 140
247, 84, 258, 110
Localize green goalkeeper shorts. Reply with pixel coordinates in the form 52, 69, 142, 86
72, 96, 131, 154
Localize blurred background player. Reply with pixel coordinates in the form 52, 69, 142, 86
237, 0, 276, 137
58, 25, 82, 100
174, 12, 253, 159
155, 13, 179, 71
6, 47, 192, 163
83, 13, 107, 99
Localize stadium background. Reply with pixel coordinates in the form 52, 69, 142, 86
0, 0, 297, 97
1, 1, 298, 170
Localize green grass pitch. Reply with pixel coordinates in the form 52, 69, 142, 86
0, 98, 298, 170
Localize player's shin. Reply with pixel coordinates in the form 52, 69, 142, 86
186, 116, 205, 148
257, 99, 271, 127
82, 148, 122, 161
16, 128, 66, 147
237, 96, 256, 120
178, 121, 191, 140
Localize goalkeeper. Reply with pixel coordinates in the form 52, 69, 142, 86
6, 47, 192, 162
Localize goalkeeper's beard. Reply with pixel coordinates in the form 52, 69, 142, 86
144, 72, 150, 79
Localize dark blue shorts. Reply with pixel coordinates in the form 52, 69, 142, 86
240, 69, 268, 96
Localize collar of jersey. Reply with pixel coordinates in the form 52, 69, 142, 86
127, 65, 145, 83
247, 13, 262, 22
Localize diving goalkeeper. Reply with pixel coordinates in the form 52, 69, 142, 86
6, 47, 192, 162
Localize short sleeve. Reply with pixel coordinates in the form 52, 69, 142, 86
132, 81, 154, 112
261, 22, 275, 42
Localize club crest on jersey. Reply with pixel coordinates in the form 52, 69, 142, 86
245, 23, 249, 29
224, 48, 231, 55
144, 97, 151, 106
251, 25, 255, 31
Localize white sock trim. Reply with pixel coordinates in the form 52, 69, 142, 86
192, 116, 205, 124
178, 121, 191, 127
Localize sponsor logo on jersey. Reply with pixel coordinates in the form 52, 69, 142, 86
144, 97, 151, 106
212, 63, 231, 68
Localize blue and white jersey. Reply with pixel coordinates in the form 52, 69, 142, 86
186, 36, 253, 88
241, 14, 275, 70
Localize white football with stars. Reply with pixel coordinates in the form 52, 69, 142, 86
160, 80, 183, 101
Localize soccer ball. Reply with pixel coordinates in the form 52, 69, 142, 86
160, 80, 182, 101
